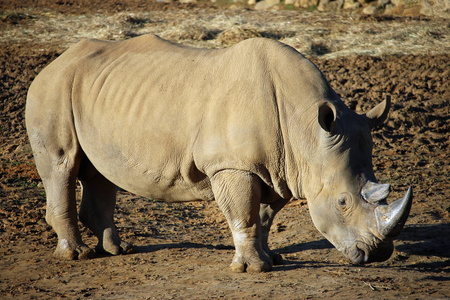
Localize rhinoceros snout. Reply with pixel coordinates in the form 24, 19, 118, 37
348, 246, 367, 265
347, 241, 394, 265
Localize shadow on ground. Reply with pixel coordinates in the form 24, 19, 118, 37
396, 223, 450, 258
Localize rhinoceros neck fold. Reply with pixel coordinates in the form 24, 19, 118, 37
264, 45, 339, 200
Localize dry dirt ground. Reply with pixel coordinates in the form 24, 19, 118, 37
1, 1, 449, 299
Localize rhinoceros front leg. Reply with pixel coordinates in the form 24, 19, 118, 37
211, 170, 271, 273
260, 198, 290, 265
79, 170, 133, 256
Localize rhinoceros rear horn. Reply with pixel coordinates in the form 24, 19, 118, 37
375, 186, 413, 239
365, 95, 391, 129
362, 181, 391, 204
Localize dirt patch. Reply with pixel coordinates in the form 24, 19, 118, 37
0, 0, 207, 15
0, 3, 449, 299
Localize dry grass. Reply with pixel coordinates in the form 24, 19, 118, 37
1, 8, 448, 57
216, 26, 261, 45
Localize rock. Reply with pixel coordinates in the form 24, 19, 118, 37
390, 0, 403, 5
404, 0, 421, 7
377, 0, 390, 7
420, 0, 434, 14
285, 0, 295, 5
343, 0, 361, 9
403, 5, 422, 15
318, 0, 344, 11
421, 0, 450, 18
254, 0, 281, 9
385, 0, 406, 14
395, 0, 421, 16
317, 0, 329, 10
296, 0, 319, 8
363, 4, 378, 13
383, 3, 396, 13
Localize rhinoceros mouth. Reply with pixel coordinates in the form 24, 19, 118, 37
343, 240, 394, 265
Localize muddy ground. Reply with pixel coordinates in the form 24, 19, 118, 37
1, 1, 449, 299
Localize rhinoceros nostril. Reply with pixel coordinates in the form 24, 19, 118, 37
347, 246, 366, 265
346, 242, 372, 265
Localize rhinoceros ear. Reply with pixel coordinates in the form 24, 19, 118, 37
365, 95, 391, 129
318, 101, 337, 133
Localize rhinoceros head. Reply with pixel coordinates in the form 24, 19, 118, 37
304, 96, 412, 264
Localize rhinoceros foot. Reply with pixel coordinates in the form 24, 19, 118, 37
230, 247, 273, 273
230, 258, 272, 273
94, 229, 134, 256
95, 240, 134, 256
262, 245, 284, 265
53, 240, 95, 260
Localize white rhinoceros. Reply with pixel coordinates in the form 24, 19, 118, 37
26, 34, 412, 273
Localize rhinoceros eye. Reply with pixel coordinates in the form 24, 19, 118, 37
337, 194, 351, 208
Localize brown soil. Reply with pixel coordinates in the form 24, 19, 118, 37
1, 1, 449, 299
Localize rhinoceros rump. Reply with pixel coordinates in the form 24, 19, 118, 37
25, 35, 412, 272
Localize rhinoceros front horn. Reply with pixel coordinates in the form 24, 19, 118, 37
375, 187, 413, 239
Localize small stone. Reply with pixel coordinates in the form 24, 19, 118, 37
383, 3, 396, 14
390, 0, 403, 6
298, 0, 319, 8
317, 0, 330, 11
403, 5, 422, 16
363, 4, 378, 14
377, 0, 390, 8
318, 0, 344, 11
254, 0, 281, 9
425, 0, 450, 18
420, 0, 434, 15
343, 0, 361, 9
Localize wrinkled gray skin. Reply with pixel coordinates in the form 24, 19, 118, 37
25, 35, 412, 273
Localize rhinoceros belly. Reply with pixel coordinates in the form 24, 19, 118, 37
78, 126, 214, 202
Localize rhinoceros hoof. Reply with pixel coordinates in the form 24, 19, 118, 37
54, 242, 95, 260
230, 256, 272, 273
95, 240, 134, 256
230, 260, 272, 273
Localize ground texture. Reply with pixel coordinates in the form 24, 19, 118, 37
0, 1, 449, 299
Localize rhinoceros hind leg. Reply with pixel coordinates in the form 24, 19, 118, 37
29, 133, 94, 260
79, 165, 134, 256
211, 170, 271, 273
259, 198, 290, 265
